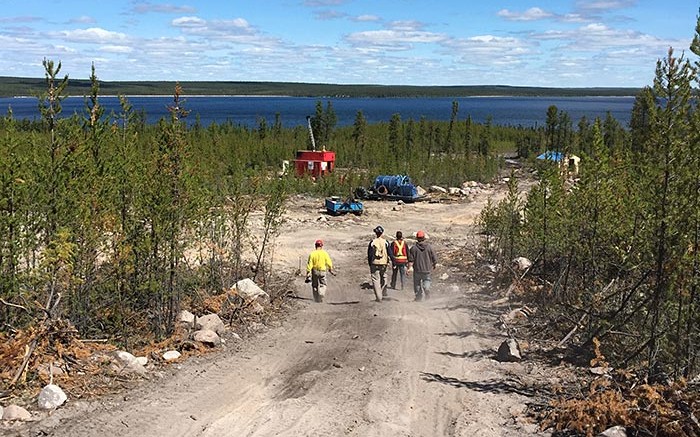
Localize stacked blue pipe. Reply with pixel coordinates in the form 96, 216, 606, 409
373, 175, 418, 197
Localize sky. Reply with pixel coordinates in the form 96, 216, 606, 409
0, 0, 698, 88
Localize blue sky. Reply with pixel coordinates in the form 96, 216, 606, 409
0, 0, 697, 87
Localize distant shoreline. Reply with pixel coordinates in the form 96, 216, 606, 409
6, 94, 638, 100
0, 77, 641, 99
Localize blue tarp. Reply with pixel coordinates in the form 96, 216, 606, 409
536, 151, 565, 162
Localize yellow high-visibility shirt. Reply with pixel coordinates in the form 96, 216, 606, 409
307, 248, 333, 273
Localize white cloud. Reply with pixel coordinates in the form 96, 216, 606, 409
100, 45, 134, 54
354, 15, 380, 22
58, 27, 128, 43
575, 0, 636, 13
171, 16, 206, 28
346, 29, 445, 50
498, 7, 553, 21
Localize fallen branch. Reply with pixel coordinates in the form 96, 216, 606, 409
0, 298, 30, 314
10, 338, 39, 386
555, 313, 587, 349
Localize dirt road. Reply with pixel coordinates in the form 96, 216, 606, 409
20, 180, 548, 437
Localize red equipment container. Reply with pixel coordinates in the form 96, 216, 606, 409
293, 150, 335, 177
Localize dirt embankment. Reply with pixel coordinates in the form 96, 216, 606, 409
9, 175, 553, 437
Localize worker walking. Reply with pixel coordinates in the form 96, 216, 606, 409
408, 230, 437, 301
367, 226, 391, 302
390, 231, 409, 290
306, 239, 334, 303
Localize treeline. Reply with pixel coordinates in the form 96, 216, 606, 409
1, 58, 556, 347
480, 36, 700, 382
0, 75, 640, 98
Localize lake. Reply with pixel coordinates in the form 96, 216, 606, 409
0, 95, 635, 129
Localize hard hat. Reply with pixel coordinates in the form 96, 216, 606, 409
416, 230, 425, 239
374, 226, 384, 234
315, 239, 323, 247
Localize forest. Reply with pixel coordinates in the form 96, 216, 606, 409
0, 75, 640, 98
477, 25, 700, 437
1, 16, 700, 436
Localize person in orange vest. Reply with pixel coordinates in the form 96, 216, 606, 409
367, 225, 391, 302
306, 239, 334, 303
390, 231, 409, 290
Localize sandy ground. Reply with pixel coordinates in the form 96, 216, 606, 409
13, 176, 551, 437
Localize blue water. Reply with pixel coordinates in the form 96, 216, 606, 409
0, 95, 635, 129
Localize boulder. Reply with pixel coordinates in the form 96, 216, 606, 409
415, 186, 427, 197
113, 350, 136, 366
497, 339, 522, 362
448, 187, 462, 195
110, 350, 147, 374
195, 313, 226, 334
429, 185, 447, 194
192, 329, 221, 347
235, 278, 270, 302
162, 350, 181, 361
37, 384, 67, 410
178, 310, 195, 326
2, 404, 31, 421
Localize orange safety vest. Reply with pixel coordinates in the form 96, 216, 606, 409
392, 240, 408, 263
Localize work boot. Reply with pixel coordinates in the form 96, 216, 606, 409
414, 294, 423, 302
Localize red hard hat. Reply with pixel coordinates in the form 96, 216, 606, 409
416, 230, 425, 239
315, 239, 323, 247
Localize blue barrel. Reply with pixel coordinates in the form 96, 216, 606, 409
374, 175, 411, 194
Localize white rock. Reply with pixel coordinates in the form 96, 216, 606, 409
37, 384, 68, 410
162, 350, 181, 361
3, 404, 32, 421
429, 185, 447, 194
196, 313, 226, 334
178, 310, 195, 325
192, 329, 222, 347
134, 356, 148, 366
0, 405, 3, 419
415, 186, 427, 197
113, 350, 136, 365
598, 426, 627, 437
448, 187, 461, 195
235, 278, 270, 302
512, 257, 532, 271
440, 273, 449, 280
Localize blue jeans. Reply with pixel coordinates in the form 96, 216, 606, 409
413, 272, 432, 300
391, 263, 408, 290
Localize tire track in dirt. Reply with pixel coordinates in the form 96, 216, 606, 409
22, 181, 548, 437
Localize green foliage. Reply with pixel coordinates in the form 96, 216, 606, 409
0, 60, 533, 345
478, 38, 700, 380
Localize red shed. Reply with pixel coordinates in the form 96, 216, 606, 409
293, 150, 335, 177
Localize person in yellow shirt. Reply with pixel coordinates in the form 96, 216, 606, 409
306, 239, 334, 303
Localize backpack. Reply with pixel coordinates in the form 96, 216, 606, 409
372, 238, 388, 264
